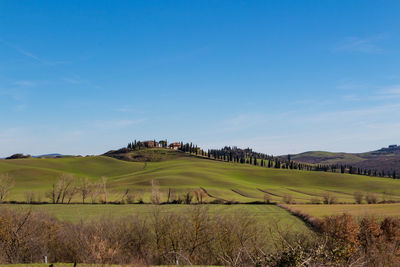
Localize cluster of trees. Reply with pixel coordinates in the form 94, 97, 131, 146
150, 180, 209, 205
173, 142, 399, 180
1, 206, 400, 266
126, 140, 169, 149
353, 191, 380, 204
5, 153, 31, 159
127, 139, 157, 150
45, 174, 108, 204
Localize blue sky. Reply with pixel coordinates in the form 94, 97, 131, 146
1, 0, 400, 157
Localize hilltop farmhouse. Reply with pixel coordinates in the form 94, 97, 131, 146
169, 142, 182, 150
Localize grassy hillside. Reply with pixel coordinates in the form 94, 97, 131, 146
2, 148, 400, 203
288, 146, 400, 173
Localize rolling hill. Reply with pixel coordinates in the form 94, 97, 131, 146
1, 148, 400, 203
287, 145, 400, 173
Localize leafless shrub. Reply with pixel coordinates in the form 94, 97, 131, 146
78, 177, 90, 204
184, 192, 193, 204
1, 206, 400, 266
89, 182, 101, 204
264, 193, 272, 204
366, 193, 378, 204
166, 188, 177, 203
151, 179, 161, 204
309, 197, 321, 204
100, 176, 108, 203
0, 173, 15, 202
320, 213, 360, 261
282, 194, 294, 204
24, 191, 35, 204
322, 192, 337, 204
354, 191, 364, 204
120, 189, 138, 204
194, 188, 207, 204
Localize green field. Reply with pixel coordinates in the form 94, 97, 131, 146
2, 148, 400, 203
287, 203, 400, 220
1, 204, 305, 227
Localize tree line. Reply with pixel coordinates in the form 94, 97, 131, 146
171, 141, 399, 179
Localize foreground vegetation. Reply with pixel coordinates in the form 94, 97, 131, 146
1, 206, 400, 266
2, 149, 400, 204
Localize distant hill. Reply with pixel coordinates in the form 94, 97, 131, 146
33, 153, 64, 158
286, 145, 400, 173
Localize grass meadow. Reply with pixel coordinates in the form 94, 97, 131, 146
0, 204, 309, 233
2, 149, 400, 204
287, 203, 400, 220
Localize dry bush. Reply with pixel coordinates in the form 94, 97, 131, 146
125, 190, 136, 204
366, 193, 379, 204
2, 206, 400, 266
150, 179, 161, 204
282, 194, 294, 204
264, 193, 272, 204
24, 191, 35, 203
212, 211, 267, 266
0, 173, 15, 202
354, 191, 364, 204
184, 192, 193, 204
322, 192, 338, 204
320, 213, 360, 261
310, 197, 321, 204
0, 208, 58, 264
78, 177, 90, 204
194, 189, 207, 204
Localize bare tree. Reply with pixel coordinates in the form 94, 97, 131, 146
100, 176, 108, 203
60, 174, 75, 203
46, 173, 76, 204
354, 191, 364, 204
264, 194, 271, 204
184, 192, 193, 204
79, 177, 90, 204
66, 185, 78, 204
0, 174, 15, 202
194, 189, 207, 204
89, 182, 101, 204
366, 192, 378, 204
25, 191, 35, 204
282, 194, 294, 204
322, 192, 338, 204
151, 179, 161, 204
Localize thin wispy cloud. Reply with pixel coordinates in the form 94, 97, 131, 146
334, 36, 384, 53
222, 114, 269, 131
382, 85, 400, 95
14, 104, 26, 111
374, 85, 400, 100
63, 77, 83, 85
306, 103, 400, 123
0, 38, 41, 61
0, 38, 69, 66
14, 80, 35, 87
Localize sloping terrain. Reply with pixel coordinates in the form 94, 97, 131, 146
1, 148, 400, 203
287, 145, 400, 173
